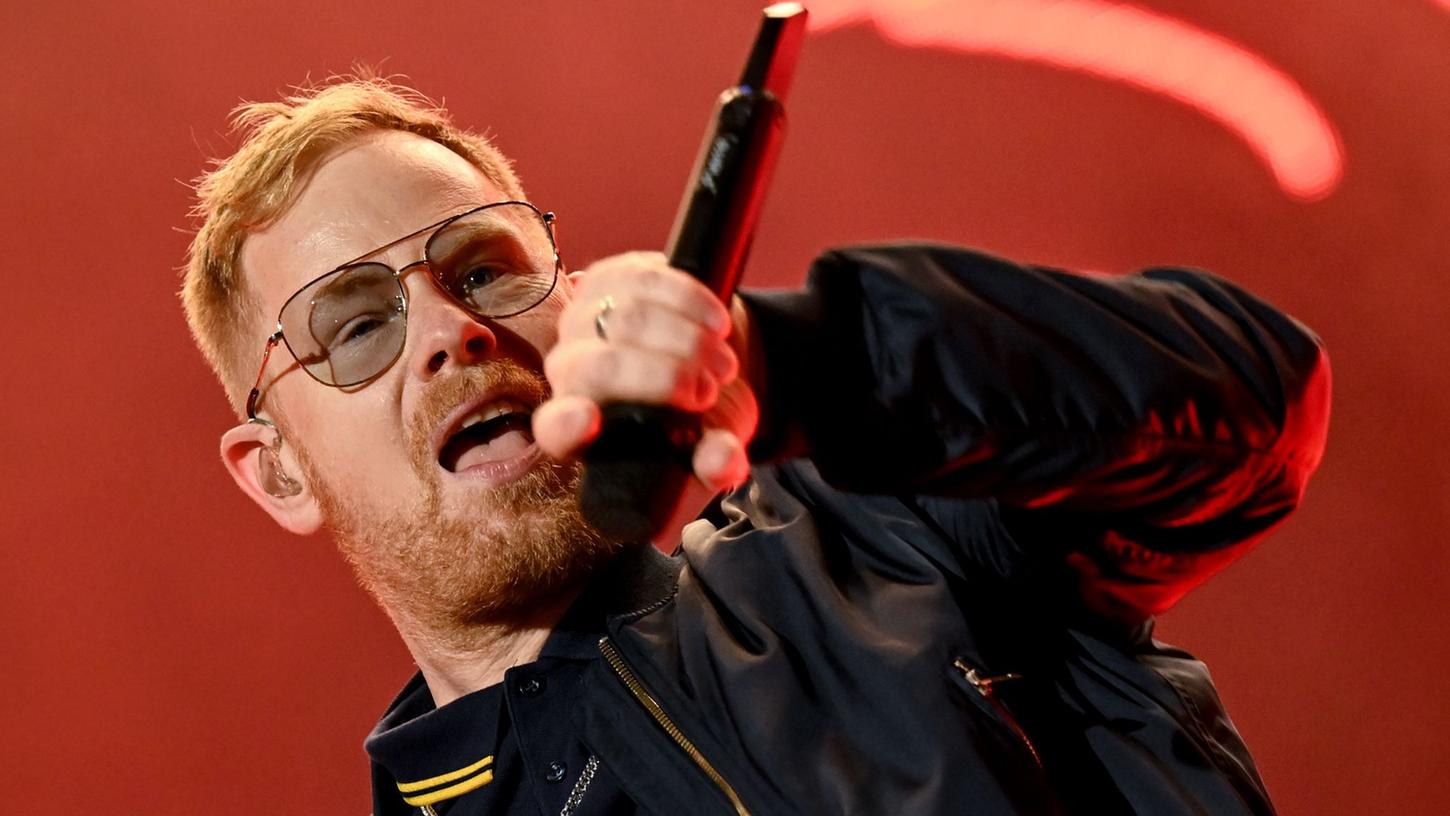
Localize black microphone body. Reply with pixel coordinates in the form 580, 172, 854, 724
579, 3, 807, 541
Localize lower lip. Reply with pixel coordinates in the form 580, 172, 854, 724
446, 442, 546, 488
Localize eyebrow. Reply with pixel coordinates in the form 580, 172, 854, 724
332, 204, 482, 269
426, 219, 525, 266
313, 267, 394, 303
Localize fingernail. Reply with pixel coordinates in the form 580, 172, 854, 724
695, 372, 718, 409
702, 446, 731, 480
713, 347, 738, 382
569, 404, 597, 438
707, 306, 730, 334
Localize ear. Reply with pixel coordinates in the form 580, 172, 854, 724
220, 422, 324, 535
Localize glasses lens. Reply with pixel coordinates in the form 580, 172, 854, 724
279, 263, 406, 386
425, 203, 559, 318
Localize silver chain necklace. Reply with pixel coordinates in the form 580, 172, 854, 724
558, 755, 600, 816
418, 755, 599, 816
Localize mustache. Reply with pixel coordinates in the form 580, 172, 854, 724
407, 360, 551, 472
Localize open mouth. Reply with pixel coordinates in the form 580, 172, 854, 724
437, 398, 538, 474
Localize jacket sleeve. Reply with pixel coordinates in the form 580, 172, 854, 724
740, 243, 1330, 622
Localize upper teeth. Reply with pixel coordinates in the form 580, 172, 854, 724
458, 399, 528, 431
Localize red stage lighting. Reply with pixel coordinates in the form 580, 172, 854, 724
809, 0, 1345, 201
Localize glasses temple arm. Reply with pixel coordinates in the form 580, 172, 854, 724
246, 329, 284, 423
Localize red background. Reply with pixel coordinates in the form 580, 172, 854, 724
4, 1, 1447, 812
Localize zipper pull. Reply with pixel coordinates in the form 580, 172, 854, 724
953, 656, 1043, 768
953, 657, 1023, 696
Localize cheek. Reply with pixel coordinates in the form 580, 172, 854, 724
531, 316, 561, 359
296, 391, 419, 495
521, 292, 567, 355
492, 297, 564, 371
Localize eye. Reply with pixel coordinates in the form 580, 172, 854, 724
460, 264, 507, 296
331, 312, 389, 349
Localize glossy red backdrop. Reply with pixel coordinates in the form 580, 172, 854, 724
4, 1, 1447, 812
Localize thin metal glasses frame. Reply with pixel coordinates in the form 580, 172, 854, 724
244, 201, 559, 421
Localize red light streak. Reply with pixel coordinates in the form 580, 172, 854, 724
808, 0, 1344, 201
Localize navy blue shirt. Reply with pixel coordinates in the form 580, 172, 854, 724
366, 604, 640, 816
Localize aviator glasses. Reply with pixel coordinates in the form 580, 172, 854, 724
246, 201, 560, 420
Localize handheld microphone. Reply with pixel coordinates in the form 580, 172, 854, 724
579, 3, 808, 541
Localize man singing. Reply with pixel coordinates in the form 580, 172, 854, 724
182, 77, 1328, 815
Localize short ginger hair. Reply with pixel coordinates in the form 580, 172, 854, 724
182, 75, 526, 416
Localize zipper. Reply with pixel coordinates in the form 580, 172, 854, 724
953, 657, 1043, 768
598, 637, 751, 816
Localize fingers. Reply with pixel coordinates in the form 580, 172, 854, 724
531, 395, 601, 461
544, 339, 723, 413
548, 253, 740, 412
692, 427, 749, 492
534, 392, 750, 490
534, 393, 749, 496
583, 296, 740, 383
537, 251, 757, 495
564, 252, 732, 343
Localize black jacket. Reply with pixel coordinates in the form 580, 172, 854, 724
576, 244, 1327, 815
386, 244, 1330, 815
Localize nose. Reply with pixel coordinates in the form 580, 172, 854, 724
405, 274, 497, 380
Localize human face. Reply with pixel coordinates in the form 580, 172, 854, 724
239, 130, 612, 630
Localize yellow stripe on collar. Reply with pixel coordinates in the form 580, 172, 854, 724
396, 754, 495, 793
401, 769, 495, 807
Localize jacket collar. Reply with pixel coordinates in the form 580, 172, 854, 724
541, 542, 682, 660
